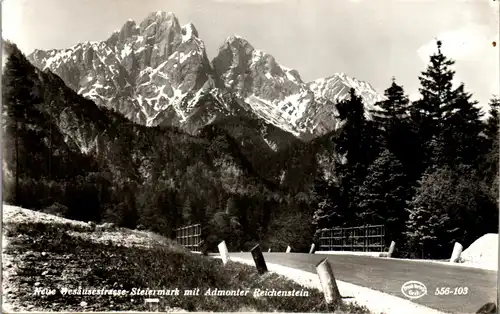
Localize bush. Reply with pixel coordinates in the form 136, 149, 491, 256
42, 202, 69, 217
405, 165, 498, 259
205, 212, 243, 252
266, 210, 315, 253
135, 224, 146, 231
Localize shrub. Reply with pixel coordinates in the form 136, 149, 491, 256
42, 202, 69, 217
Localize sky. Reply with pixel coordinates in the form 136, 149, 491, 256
2, 0, 499, 107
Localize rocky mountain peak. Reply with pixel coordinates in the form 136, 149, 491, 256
220, 35, 254, 55
25, 12, 385, 141
181, 23, 199, 39
139, 11, 181, 37
225, 35, 252, 46
27, 11, 215, 128
118, 19, 139, 43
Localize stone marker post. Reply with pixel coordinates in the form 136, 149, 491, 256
316, 258, 341, 308
449, 242, 463, 263
387, 241, 396, 258
250, 244, 268, 274
218, 240, 230, 265
309, 243, 316, 254
475, 302, 497, 314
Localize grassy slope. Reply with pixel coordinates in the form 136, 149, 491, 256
2, 205, 371, 313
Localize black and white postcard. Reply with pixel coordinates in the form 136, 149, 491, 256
1, 0, 499, 313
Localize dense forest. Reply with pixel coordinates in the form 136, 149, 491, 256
2, 40, 498, 258
1, 40, 324, 253
312, 41, 499, 258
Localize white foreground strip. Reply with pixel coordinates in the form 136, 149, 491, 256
217, 256, 446, 314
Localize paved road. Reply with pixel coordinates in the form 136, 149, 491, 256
228, 252, 497, 314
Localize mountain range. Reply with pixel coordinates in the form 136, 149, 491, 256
28, 11, 385, 140
2, 37, 342, 247
2, 11, 388, 254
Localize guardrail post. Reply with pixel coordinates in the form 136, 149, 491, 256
387, 241, 396, 258
218, 240, 230, 265
449, 242, 463, 263
363, 225, 366, 252
250, 244, 268, 274
309, 243, 316, 254
340, 227, 344, 251
316, 258, 341, 309
286, 246, 292, 253
379, 241, 396, 258
350, 229, 353, 251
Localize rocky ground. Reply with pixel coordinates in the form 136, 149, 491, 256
2, 204, 372, 313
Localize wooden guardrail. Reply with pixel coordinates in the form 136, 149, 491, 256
318, 224, 385, 252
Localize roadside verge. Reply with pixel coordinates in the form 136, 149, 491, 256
217, 256, 447, 314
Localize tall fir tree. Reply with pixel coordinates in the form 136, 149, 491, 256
371, 77, 411, 132
2, 41, 33, 204
412, 40, 483, 169
335, 88, 379, 225
439, 84, 484, 167
482, 96, 500, 203
354, 149, 409, 244
412, 40, 456, 163
485, 96, 499, 142
311, 176, 336, 240
370, 78, 423, 181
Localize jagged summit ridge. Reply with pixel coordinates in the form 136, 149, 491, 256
28, 11, 215, 127
27, 11, 385, 139
211, 35, 384, 137
308, 74, 386, 112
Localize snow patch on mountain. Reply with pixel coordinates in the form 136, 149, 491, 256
278, 91, 312, 125
28, 11, 385, 140
212, 34, 385, 138
309, 73, 387, 112
120, 43, 133, 59
28, 11, 214, 129
245, 95, 300, 136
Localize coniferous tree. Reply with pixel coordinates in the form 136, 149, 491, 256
371, 77, 411, 134
440, 84, 484, 167
312, 196, 334, 243
371, 78, 422, 180
482, 96, 500, 203
182, 197, 193, 224
485, 96, 500, 141
2, 42, 34, 204
412, 40, 483, 168
311, 175, 333, 231
411, 40, 456, 168
335, 88, 379, 225
354, 149, 409, 244
225, 197, 238, 216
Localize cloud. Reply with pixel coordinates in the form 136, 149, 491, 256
416, 23, 495, 63
415, 22, 499, 104
2, 0, 25, 48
